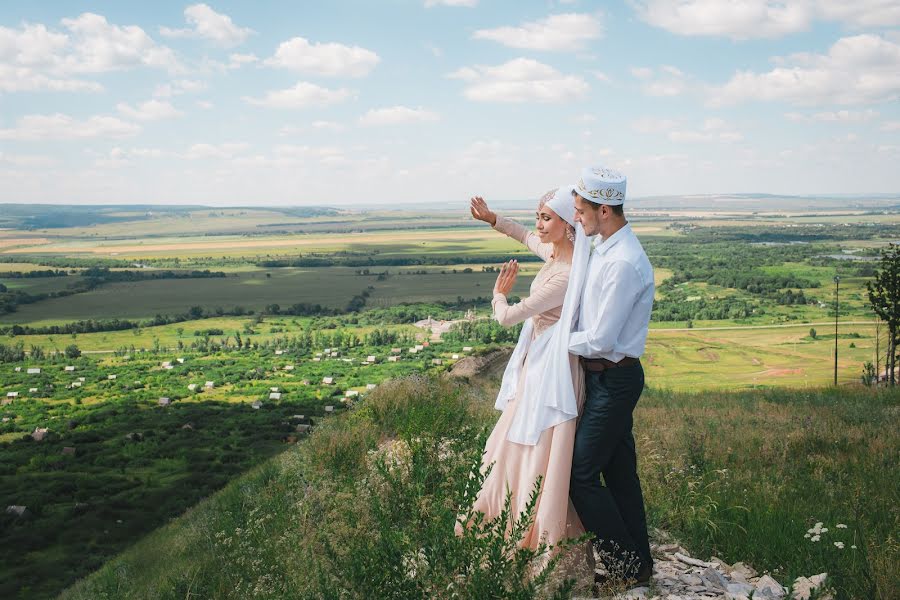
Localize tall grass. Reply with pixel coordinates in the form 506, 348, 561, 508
638, 385, 899, 599
59, 375, 590, 599
59, 378, 898, 600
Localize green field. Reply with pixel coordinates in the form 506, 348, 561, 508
2, 201, 899, 599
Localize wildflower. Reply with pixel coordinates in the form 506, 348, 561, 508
851, 545, 857, 549
821, 528, 828, 533
811, 535, 821, 542
804, 533, 811, 538
834, 542, 844, 549
836, 523, 847, 529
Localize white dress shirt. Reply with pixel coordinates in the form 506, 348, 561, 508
569, 223, 654, 362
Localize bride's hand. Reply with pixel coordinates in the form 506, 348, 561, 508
493, 260, 518, 295
470, 196, 497, 227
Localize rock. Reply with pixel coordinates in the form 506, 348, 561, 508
674, 552, 714, 568
699, 566, 730, 590
727, 581, 755, 596
679, 574, 703, 586
730, 562, 757, 579
725, 593, 751, 600
792, 573, 828, 600
755, 574, 787, 599
617, 586, 650, 600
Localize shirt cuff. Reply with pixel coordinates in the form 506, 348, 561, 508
568, 331, 591, 356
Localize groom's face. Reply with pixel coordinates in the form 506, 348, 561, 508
573, 193, 602, 236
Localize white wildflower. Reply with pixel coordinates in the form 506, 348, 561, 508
834, 541, 844, 549
836, 523, 847, 529
851, 545, 857, 549
811, 535, 821, 542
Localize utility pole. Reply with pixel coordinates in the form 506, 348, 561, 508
834, 275, 840, 386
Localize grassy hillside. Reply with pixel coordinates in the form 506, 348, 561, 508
57, 374, 899, 600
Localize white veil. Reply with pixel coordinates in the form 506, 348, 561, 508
494, 198, 592, 445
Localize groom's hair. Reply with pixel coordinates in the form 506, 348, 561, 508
587, 199, 624, 217
575, 191, 625, 217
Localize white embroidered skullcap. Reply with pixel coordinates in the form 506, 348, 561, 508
574, 165, 626, 206
545, 184, 577, 227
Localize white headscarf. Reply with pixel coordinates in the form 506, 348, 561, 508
494, 187, 591, 445
545, 184, 577, 226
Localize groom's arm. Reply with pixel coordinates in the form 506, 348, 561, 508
568, 260, 642, 358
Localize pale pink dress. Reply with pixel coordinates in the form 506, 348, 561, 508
457, 216, 587, 555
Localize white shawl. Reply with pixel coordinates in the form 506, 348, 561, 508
494, 222, 592, 445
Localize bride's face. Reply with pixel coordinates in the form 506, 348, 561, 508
535, 207, 567, 244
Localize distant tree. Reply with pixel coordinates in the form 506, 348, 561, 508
30, 345, 45, 360
809, 328, 817, 339
64, 344, 82, 359
867, 243, 900, 386
188, 305, 204, 319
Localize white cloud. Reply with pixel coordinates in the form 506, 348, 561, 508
0, 15, 179, 93
634, 1, 900, 40
153, 79, 207, 97
196, 100, 214, 110
159, 4, 253, 47
183, 142, 249, 160
472, 13, 602, 51
882, 120, 900, 131
709, 34, 900, 106
264, 37, 379, 77
785, 109, 880, 122
448, 58, 588, 103
633, 0, 811, 39
631, 117, 678, 133
359, 106, 440, 126
0, 152, 56, 167
243, 81, 353, 109
0, 113, 140, 140
425, 0, 478, 7
116, 99, 184, 121
60, 13, 180, 73
631, 65, 689, 96
228, 53, 258, 69
573, 113, 598, 123
632, 116, 742, 142
278, 121, 346, 136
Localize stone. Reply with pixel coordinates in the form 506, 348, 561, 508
792, 573, 828, 600
679, 574, 703, 586
727, 582, 755, 596
699, 566, 730, 590
730, 562, 757, 579
674, 552, 713, 568
755, 574, 786, 598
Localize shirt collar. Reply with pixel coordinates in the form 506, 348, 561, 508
594, 222, 632, 256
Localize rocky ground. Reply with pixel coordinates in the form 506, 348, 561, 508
576, 538, 829, 600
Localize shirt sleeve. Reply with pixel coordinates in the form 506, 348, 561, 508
492, 215, 553, 261
569, 260, 642, 358
492, 270, 569, 326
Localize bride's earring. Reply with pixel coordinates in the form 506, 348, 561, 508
566, 226, 575, 242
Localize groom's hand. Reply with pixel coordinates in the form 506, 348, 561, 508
493, 260, 518, 295
470, 196, 497, 227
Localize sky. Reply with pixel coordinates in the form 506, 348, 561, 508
1, 0, 899, 206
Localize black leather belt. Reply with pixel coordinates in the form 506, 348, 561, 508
580, 356, 639, 372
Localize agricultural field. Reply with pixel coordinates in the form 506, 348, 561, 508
2, 200, 899, 599
0, 318, 480, 598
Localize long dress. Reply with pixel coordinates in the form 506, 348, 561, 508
457, 215, 587, 556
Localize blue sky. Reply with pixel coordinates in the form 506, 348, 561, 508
1, 0, 899, 206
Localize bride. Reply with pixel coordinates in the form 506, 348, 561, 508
456, 189, 592, 561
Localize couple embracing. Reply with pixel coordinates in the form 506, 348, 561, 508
458, 165, 655, 589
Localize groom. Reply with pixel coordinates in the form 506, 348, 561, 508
568, 166, 655, 586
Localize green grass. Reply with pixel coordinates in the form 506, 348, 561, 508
55, 376, 899, 600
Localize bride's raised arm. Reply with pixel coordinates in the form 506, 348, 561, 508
470, 196, 553, 261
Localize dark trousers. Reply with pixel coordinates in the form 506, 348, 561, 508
569, 361, 652, 575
